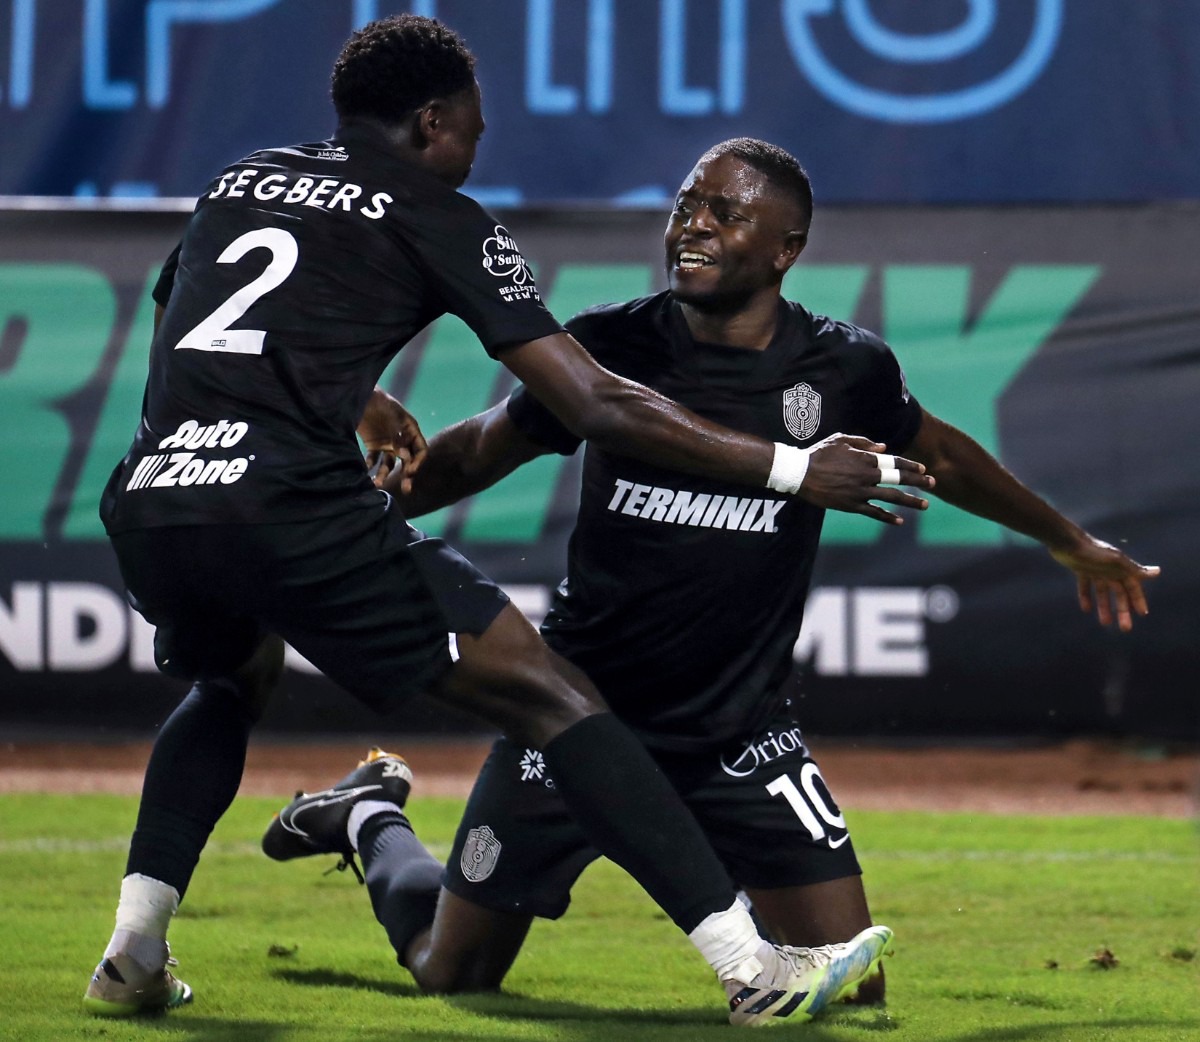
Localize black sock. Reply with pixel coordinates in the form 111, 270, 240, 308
358, 811, 443, 967
543, 712, 735, 934
125, 680, 253, 897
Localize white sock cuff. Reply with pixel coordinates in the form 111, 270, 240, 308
347, 799, 400, 853
105, 929, 169, 974
114, 873, 179, 935
688, 899, 764, 984
107, 874, 180, 972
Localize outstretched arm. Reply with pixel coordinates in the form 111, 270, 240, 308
501, 332, 934, 524
904, 409, 1160, 630
386, 402, 549, 518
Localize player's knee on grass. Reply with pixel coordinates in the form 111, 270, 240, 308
843, 964, 886, 1004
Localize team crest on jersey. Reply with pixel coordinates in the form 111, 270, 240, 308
460, 825, 501, 882
783, 382, 821, 440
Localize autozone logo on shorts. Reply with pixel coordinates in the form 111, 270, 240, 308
125, 418, 252, 491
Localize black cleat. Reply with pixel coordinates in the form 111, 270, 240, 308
261, 747, 412, 868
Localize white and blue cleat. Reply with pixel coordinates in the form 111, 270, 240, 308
726, 924, 895, 1027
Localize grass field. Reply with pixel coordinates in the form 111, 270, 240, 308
2, 792, 1196, 1042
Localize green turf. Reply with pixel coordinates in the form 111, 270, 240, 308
1, 792, 1196, 1041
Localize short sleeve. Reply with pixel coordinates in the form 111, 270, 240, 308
399, 195, 562, 357
507, 299, 650, 454
836, 323, 924, 451
506, 385, 582, 455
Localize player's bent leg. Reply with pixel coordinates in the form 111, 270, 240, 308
407, 890, 533, 994
262, 743, 534, 996
431, 609, 829, 1024
433, 602, 603, 747
743, 878, 887, 1004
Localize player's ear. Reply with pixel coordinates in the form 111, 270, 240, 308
776, 229, 807, 274
413, 100, 445, 147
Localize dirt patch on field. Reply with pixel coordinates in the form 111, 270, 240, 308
1, 735, 1196, 818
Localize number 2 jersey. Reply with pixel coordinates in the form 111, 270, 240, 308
508, 293, 924, 752
101, 122, 561, 535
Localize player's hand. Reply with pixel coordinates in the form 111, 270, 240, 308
800, 434, 934, 524
1048, 536, 1161, 632
357, 387, 428, 494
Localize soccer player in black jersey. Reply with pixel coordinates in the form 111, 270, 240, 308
264, 137, 1159, 1004
84, 17, 916, 1025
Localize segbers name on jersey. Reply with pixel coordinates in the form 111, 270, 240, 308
207, 164, 395, 220
607, 479, 786, 532
125, 418, 252, 492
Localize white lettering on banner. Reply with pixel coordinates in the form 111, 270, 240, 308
47, 583, 126, 670
793, 586, 959, 676
0, 582, 955, 679
0, 583, 169, 673
0, 582, 43, 668
0, 583, 558, 677
607, 478, 785, 533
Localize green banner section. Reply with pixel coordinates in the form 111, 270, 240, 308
0, 265, 116, 539
0, 259, 1101, 545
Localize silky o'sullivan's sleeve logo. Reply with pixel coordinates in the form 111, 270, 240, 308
481, 225, 540, 302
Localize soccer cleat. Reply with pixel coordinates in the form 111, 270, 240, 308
261, 747, 412, 866
83, 952, 193, 1017
725, 924, 894, 1027
837, 960, 885, 1004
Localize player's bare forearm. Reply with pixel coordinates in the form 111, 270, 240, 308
502, 334, 932, 523
905, 411, 1084, 548
502, 333, 776, 485
392, 404, 544, 517
906, 409, 1160, 629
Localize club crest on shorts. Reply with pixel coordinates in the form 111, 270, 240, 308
783, 382, 821, 440
460, 825, 502, 882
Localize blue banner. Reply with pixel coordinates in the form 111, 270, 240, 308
2, 1, 1197, 204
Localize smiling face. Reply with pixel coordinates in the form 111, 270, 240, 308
664, 152, 806, 313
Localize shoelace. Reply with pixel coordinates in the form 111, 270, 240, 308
324, 853, 365, 884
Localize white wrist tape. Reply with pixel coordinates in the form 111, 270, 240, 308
766, 442, 813, 494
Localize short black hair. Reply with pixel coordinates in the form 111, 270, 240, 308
701, 138, 813, 231
331, 15, 476, 124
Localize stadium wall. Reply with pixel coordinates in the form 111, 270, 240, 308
0, 203, 1195, 740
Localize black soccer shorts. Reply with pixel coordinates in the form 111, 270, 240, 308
443, 716, 862, 918
109, 497, 509, 711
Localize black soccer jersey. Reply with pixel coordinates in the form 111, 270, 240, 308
508, 292, 923, 752
102, 123, 561, 534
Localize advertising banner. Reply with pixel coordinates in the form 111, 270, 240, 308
1, 1, 1198, 204
0, 203, 1195, 738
